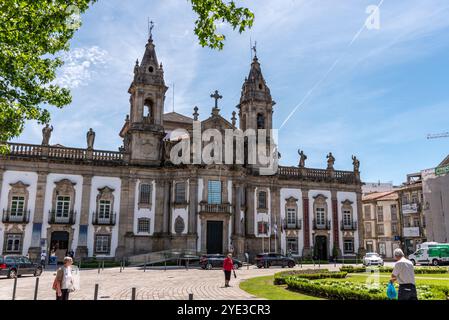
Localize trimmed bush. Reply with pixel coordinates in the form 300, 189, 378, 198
340, 265, 449, 274
285, 278, 449, 300
274, 269, 347, 285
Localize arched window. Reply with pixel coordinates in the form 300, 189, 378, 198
257, 113, 265, 129
143, 99, 154, 123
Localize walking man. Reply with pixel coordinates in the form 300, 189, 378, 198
223, 253, 234, 288
53, 257, 75, 300
390, 248, 418, 300
40, 250, 47, 269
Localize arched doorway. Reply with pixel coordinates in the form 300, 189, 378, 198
50, 231, 69, 263
315, 235, 328, 260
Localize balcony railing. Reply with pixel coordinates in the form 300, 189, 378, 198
341, 220, 357, 231
48, 210, 76, 225
283, 218, 302, 230
92, 212, 117, 226
277, 166, 359, 184
312, 219, 331, 230
199, 202, 233, 215
2, 210, 30, 223
402, 203, 421, 214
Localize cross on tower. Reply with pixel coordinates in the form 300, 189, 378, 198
148, 19, 154, 40
210, 90, 223, 109
252, 41, 257, 58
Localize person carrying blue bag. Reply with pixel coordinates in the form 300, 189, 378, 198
390, 248, 418, 300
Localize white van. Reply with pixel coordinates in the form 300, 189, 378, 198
408, 244, 449, 266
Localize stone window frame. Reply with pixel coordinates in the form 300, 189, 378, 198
377, 224, 384, 235
137, 217, 151, 233
343, 238, 355, 254
376, 205, 384, 222
143, 97, 156, 124
3, 233, 23, 253
7, 181, 30, 217
391, 204, 398, 221
341, 199, 354, 226
258, 190, 268, 210
365, 222, 372, 237
138, 181, 153, 209
94, 234, 111, 254
313, 194, 328, 227
96, 186, 115, 220
285, 196, 298, 227
202, 177, 229, 205
173, 181, 188, 206
52, 179, 76, 214
364, 205, 371, 219
255, 187, 269, 213
286, 237, 299, 254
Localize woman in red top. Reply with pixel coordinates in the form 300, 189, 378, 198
223, 253, 234, 287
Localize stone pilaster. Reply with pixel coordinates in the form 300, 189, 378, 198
188, 179, 198, 234
302, 189, 311, 256
331, 190, 340, 257
270, 186, 280, 253
161, 180, 171, 234
356, 190, 365, 255
0, 168, 4, 206
246, 185, 255, 235
80, 175, 93, 225
116, 175, 136, 258
33, 171, 48, 223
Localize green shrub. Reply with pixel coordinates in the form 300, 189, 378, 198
285, 278, 449, 300
296, 260, 330, 265
274, 270, 347, 285
274, 269, 329, 285
341, 265, 449, 274
340, 266, 367, 273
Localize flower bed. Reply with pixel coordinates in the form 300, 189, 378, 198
285, 277, 449, 300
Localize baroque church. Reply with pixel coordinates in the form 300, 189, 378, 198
0, 32, 363, 263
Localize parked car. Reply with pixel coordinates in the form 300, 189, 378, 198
409, 245, 449, 266
255, 253, 295, 268
199, 254, 243, 270
0, 255, 43, 278
362, 252, 384, 266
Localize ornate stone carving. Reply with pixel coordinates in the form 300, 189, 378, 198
174, 216, 185, 234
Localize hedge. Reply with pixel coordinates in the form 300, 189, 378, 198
274, 269, 349, 285
340, 265, 449, 274
285, 278, 449, 300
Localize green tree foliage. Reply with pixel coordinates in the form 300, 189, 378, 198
0, 0, 97, 152
0, 0, 254, 153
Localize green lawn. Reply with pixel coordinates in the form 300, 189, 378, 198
239, 275, 323, 300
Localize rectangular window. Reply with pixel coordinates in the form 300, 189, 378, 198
257, 221, 269, 235
391, 205, 397, 221
377, 206, 383, 222
411, 193, 418, 204
344, 239, 354, 254
343, 210, 352, 226
366, 241, 374, 253
377, 224, 384, 235
137, 218, 151, 233
95, 235, 110, 254
139, 184, 152, 205
379, 242, 386, 255
365, 223, 372, 234
392, 223, 398, 234
286, 238, 298, 254
258, 191, 267, 209
364, 205, 371, 219
175, 182, 186, 204
316, 207, 325, 225
56, 196, 70, 217
207, 180, 221, 204
10, 196, 25, 216
286, 208, 297, 227
402, 195, 409, 205
413, 218, 420, 227
5, 234, 21, 253
99, 200, 111, 219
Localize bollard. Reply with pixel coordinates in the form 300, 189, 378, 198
164, 258, 167, 272
189, 293, 193, 300
12, 277, 18, 300
144, 258, 147, 272
102, 260, 105, 271
131, 287, 136, 300
94, 284, 99, 300
34, 277, 39, 300
120, 261, 122, 273
98, 262, 100, 274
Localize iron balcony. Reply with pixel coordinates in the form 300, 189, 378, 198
313, 219, 331, 230
340, 220, 358, 231
48, 210, 76, 225
2, 209, 30, 223
92, 212, 117, 226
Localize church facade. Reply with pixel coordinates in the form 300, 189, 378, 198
0, 35, 363, 262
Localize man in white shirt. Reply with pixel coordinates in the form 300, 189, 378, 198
390, 248, 417, 300
40, 251, 47, 268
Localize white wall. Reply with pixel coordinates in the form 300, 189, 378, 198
171, 179, 189, 235
308, 190, 332, 250
87, 176, 121, 257
0, 171, 38, 255
133, 179, 156, 235
254, 187, 271, 238
42, 174, 83, 251
337, 191, 359, 254
279, 188, 303, 255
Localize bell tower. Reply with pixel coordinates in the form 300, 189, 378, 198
237, 46, 275, 133
125, 26, 168, 165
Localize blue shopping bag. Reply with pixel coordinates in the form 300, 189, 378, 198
387, 282, 397, 300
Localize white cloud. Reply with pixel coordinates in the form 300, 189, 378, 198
54, 46, 109, 89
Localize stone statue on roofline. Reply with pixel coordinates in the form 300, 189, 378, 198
41, 124, 53, 146
87, 128, 95, 150
352, 155, 360, 172
326, 152, 335, 170
298, 149, 307, 168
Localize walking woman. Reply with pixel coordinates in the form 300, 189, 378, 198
223, 253, 234, 288
53, 256, 75, 300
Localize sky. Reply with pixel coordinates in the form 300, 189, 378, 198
14, 0, 449, 185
